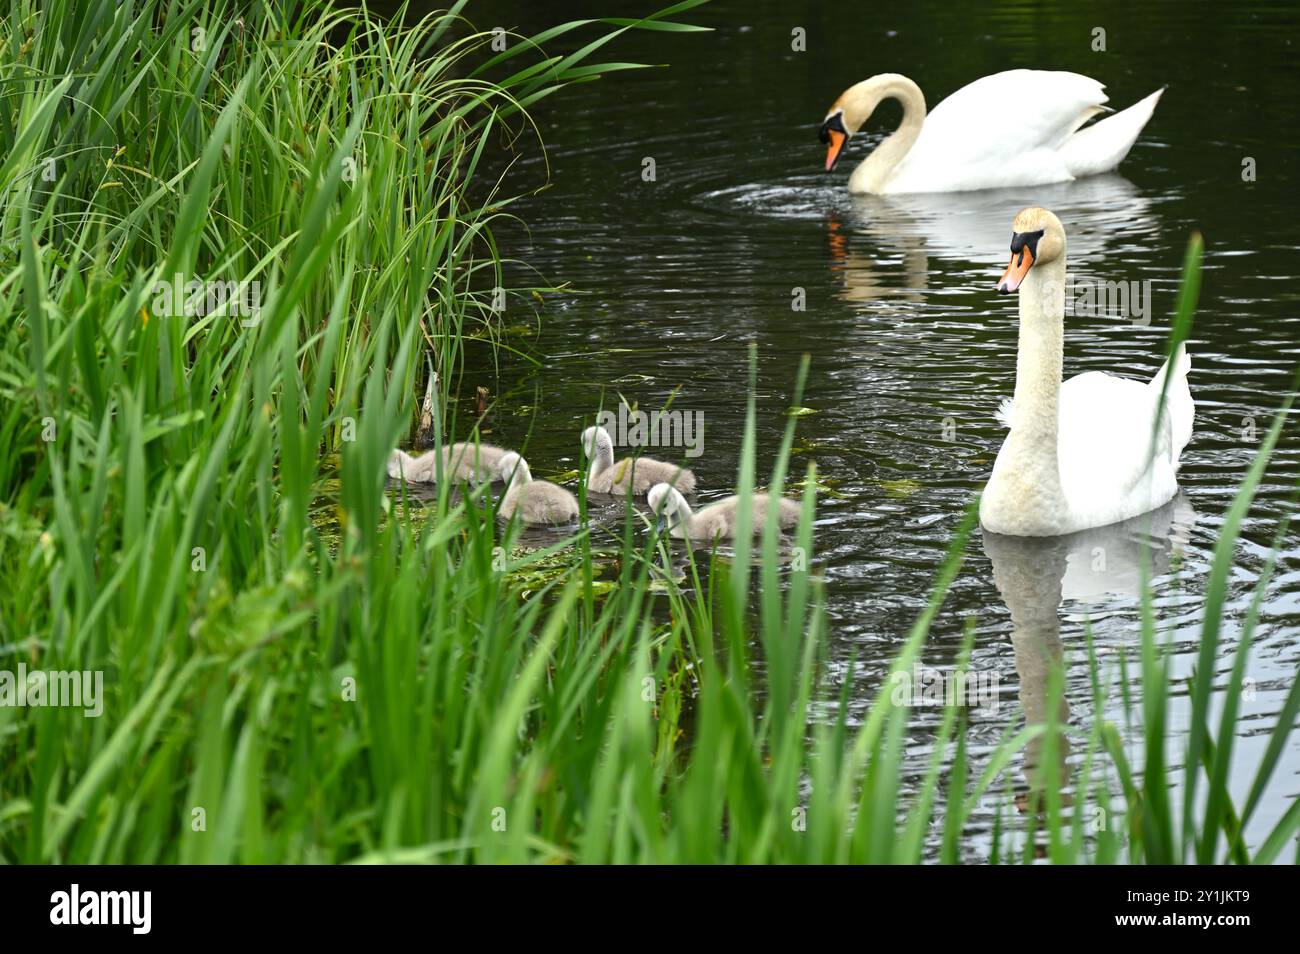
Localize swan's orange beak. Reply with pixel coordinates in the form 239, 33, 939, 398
825, 129, 847, 172
996, 246, 1034, 294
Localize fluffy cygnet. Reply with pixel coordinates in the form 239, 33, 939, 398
647, 483, 801, 542
581, 425, 696, 495
496, 452, 580, 526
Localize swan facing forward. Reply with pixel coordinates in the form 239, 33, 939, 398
388, 442, 507, 484
648, 483, 801, 542
497, 452, 579, 526
981, 207, 1194, 537
819, 70, 1163, 194
581, 425, 697, 495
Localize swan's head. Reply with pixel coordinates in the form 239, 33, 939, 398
996, 207, 1066, 294
819, 106, 852, 173
580, 424, 613, 460
647, 483, 688, 533
497, 451, 530, 486
819, 76, 906, 173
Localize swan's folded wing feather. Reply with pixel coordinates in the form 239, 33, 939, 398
1058, 370, 1174, 504
1061, 87, 1164, 178
1147, 343, 1195, 462
909, 70, 1107, 165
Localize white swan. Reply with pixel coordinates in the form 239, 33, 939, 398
581, 425, 697, 495
980, 208, 1194, 537
819, 70, 1163, 194
496, 452, 579, 526
648, 483, 800, 542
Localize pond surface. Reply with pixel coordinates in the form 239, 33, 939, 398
451, 0, 1300, 856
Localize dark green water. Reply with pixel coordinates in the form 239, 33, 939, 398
444, 1, 1300, 855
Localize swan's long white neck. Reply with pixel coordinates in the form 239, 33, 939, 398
588, 431, 615, 481
661, 491, 693, 537
1004, 253, 1069, 506
673, 499, 695, 538
505, 459, 531, 488
843, 74, 926, 194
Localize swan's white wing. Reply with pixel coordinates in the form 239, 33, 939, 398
926, 70, 1108, 149
1059, 371, 1168, 487
887, 70, 1109, 192
1056, 369, 1182, 526
1060, 87, 1164, 178
1146, 343, 1194, 463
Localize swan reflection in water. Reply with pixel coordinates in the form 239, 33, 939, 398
980, 493, 1196, 813
828, 174, 1157, 305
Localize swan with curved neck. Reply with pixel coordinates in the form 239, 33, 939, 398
980, 207, 1193, 537
819, 70, 1164, 194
